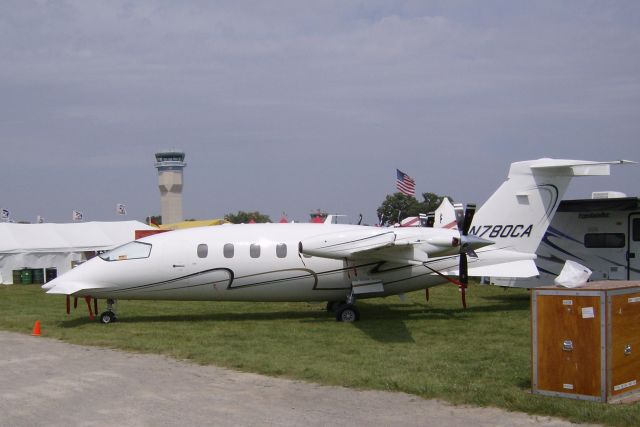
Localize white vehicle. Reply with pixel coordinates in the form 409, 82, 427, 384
491, 192, 640, 288
43, 159, 629, 322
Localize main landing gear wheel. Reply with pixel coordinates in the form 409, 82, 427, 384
335, 304, 360, 322
326, 301, 345, 313
99, 311, 117, 324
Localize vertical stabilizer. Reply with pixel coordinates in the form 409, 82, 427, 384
469, 159, 628, 254
433, 198, 457, 229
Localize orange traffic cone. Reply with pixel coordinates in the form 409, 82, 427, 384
32, 320, 41, 336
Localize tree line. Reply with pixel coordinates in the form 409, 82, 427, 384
146, 192, 449, 225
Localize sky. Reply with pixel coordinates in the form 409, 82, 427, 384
1, 0, 639, 225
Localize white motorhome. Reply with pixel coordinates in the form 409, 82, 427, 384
492, 192, 640, 288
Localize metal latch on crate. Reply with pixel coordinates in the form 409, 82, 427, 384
625, 344, 632, 356
563, 340, 574, 352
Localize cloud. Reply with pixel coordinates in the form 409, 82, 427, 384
0, 1, 639, 222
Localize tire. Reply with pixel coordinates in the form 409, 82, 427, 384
335, 305, 360, 322
326, 301, 344, 313
99, 311, 115, 324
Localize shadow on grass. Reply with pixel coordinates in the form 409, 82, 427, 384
59, 309, 331, 327
58, 300, 526, 331
479, 293, 531, 307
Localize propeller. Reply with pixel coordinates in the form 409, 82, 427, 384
453, 203, 477, 308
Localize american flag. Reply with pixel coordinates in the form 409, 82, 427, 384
396, 169, 416, 196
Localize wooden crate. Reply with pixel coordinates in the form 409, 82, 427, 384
531, 281, 640, 402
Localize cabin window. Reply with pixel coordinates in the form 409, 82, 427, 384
223, 243, 234, 258
250, 244, 261, 258
584, 233, 625, 248
99, 241, 152, 261
276, 243, 287, 258
197, 244, 208, 258
633, 218, 640, 241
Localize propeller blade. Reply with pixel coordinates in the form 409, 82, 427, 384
459, 252, 469, 309
454, 202, 475, 309
459, 253, 468, 286
462, 203, 476, 236
453, 203, 465, 231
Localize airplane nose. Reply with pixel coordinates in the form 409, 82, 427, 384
40, 258, 104, 295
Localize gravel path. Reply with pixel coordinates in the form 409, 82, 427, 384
0, 331, 600, 427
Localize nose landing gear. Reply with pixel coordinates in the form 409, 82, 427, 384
99, 299, 118, 324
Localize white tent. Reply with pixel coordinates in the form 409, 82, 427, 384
0, 221, 154, 284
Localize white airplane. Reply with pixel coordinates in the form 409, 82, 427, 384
43, 158, 631, 323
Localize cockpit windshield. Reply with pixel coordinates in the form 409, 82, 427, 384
99, 241, 152, 261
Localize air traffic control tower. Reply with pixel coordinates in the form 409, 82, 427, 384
155, 150, 186, 225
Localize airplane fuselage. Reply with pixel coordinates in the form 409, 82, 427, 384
47, 223, 462, 301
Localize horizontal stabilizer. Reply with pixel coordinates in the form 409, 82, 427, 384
526, 159, 634, 176
468, 260, 539, 278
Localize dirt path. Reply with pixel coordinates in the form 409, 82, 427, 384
0, 331, 599, 426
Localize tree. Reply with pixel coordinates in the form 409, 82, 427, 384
376, 192, 451, 226
418, 192, 450, 215
225, 210, 271, 224
376, 193, 421, 225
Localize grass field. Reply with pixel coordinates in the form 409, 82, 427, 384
1, 283, 638, 426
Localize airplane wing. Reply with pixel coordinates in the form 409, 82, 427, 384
300, 227, 540, 278
299, 229, 397, 259
299, 227, 487, 265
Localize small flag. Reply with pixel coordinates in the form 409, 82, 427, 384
1, 208, 9, 220
116, 203, 127, 215
36, 215, 44, 224
72, 210, 84, 221
396, 169, 416, 196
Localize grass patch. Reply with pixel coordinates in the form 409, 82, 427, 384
1, 283, 638, 426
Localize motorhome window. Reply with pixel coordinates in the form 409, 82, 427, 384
584, 233, 625, 248
276, 243, 287, 258
633, 218, 640, 241
99, 241, 152, 261
250, 244, 261, 258
197, 244, 208, 258
223, 243, 234, 258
